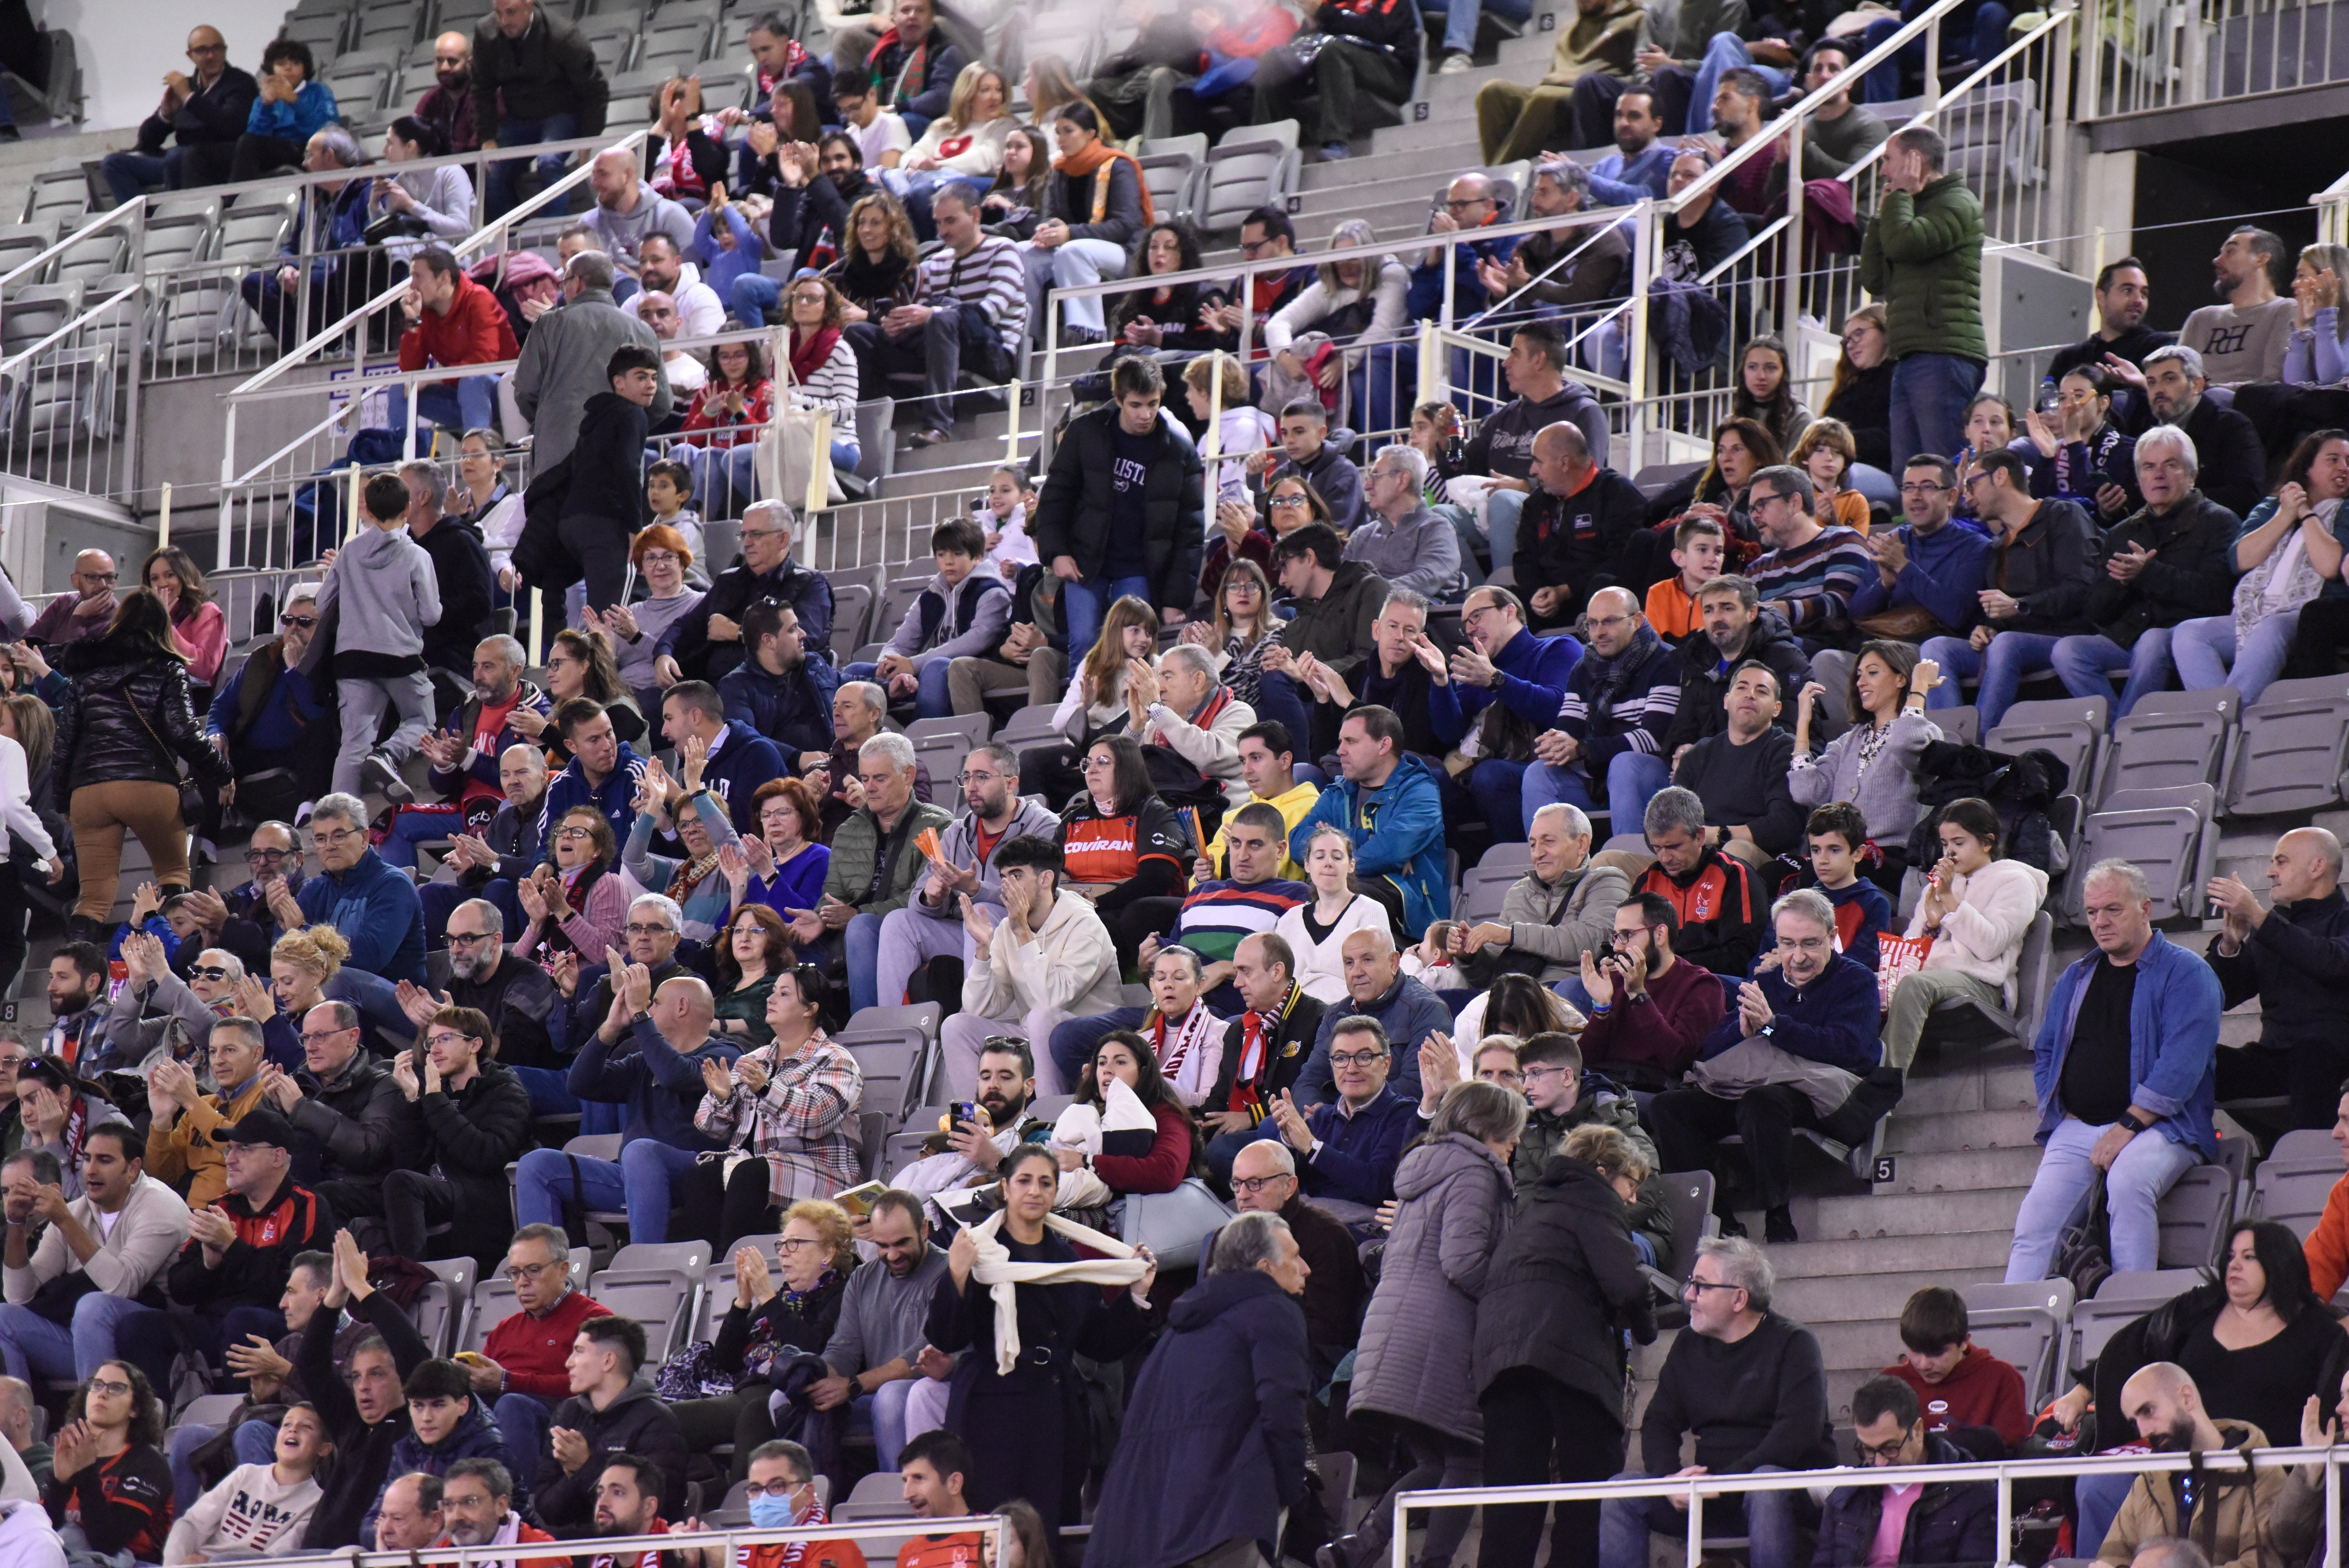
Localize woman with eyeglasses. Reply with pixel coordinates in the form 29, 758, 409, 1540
1054, 734, 1189, 968
712, 905, 791, 1045
1272, 824, 1389, 1005
45, 1358, 173, 1564
507, 629, 647, 761
621, 753, 743, 946
668, 1197, 855, 1483
735, 777, 831, 924
54, 590, 231, 942
775, 276, 862, 477
692, 967, 861, 1252
455, 429, 528, 599
1199, 473, 1326, 612
1180, 559, 1278, 710
593, 525, 704, 712
515, 807, 628, 968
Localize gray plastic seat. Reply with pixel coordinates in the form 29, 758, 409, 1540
2226, 673, 2349, 816
2058, 782, 2214, 924
2251, 1158, 2342, 1240
1457, 863, 1521, 924
828, 582, 873, 661
2096, 686, 2235, 806
1201, 120, 1300, 233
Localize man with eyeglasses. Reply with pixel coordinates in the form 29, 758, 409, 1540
1812, 1376, 1997, 1568
437, 1457, 562, 1564
418, 898, 561, 1110
671, 1439, 864, 1568
1436, 586, 1580, 840
1742, 465, 1875, 648
101, 27, 258, 202
655, 499, 834, 685
1599, 1235, 1832, 1568
804, 1192, 950, 1471
205, 585, 331, 826
551, 893, 693, 1059
879, 741, 1058, 1014
1847, 453, 1993, 646
1647, 889, 1885, 1245
807, 731, 954, 1017
266, 1001, 413, 1189
811, 681, 934, 839
25, 551, 119, 648
1342, 447, 1462, 601
1498, 1030, 1671, 1259
469, 1226, 611, 1479
1660, 574, 1819, 761
1227, 1122, 1362, 1388
1525, 586, 1677, 833
717, 599, 841, 761
1577, 892, 1725, 1090
0, 1127, 190, 1394
290, 793, 428, 985
1253, 1016, 1420, 1222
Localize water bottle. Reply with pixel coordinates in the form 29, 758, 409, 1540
2036, 377, 2060, 418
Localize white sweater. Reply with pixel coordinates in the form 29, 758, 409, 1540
1, 1172, 190, 1303
0, 733, 53, 866
1904, 857, 2050, 1002
902, 113, 1016, 176
1263, 258, 1413, 355
962, 888, 1127, 1024
163, 1462, 322, 1563
1274, 894, 1391, 1005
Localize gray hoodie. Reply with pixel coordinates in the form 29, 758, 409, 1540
581, 180, 695, 263
314, 525, 442, 662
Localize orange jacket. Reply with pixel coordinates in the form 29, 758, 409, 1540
2305, 1172, 2349, 1300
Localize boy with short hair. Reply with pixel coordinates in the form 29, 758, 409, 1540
832, 71, 909, 171
1799, 802, 1891, 971
643, 460, 708, 583
1644, 515, 1727, 643
164, 1401, 332, 1562
312, 470, 444, 800
847, 517, 1012, 719
1880, 1285, 2031, 1455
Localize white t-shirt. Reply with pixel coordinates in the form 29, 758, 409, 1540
853, 110, 913, 169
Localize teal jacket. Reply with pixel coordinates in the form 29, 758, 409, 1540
1289, 752, 1449, 935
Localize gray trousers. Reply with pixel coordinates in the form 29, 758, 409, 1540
334, 670, 435, 796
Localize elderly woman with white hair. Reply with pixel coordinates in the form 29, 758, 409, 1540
1264, 218, 1412, 430
795, 731, 954, 1015
2048, 410, 2247, 719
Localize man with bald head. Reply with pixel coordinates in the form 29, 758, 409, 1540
103, 27, 258, 201
582, 148, 693, 266
513, 955, 739, 1243
474, 0, 610, 216
414, 32, 479, 154
1227, 1138, 1363, 1388
1511, 422, 1646, 628
1291, 926, 1448, 1107
2207, 826, 2349, 1133
26, 551, 118, 646
1524, 585, 1679, 834
2099, 1363, 2280, 1567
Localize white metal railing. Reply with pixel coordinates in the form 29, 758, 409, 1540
2080, 0, 2349, 115
0, 279, 141, 502
1387, 1441, 2347, 1568
187, 1511, 1010, 1568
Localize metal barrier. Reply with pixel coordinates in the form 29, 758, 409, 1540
0, 278, 141, 502
2080, 0, 2349, 115
179, 1511, 1009, 1567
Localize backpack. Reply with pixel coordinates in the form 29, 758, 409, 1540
1903, 739, 2070, 874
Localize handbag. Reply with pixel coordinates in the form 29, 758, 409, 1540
1855, 605, 1945, 640
754, 326, 840, 512
2052, 1174, 2113, 1300
1117, 1177, 1234, 1271
127, 696, 204, 824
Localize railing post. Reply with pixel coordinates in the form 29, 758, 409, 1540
1782, 120, 1805, 338
215, 403, 237, 574
2328, 1450, 2341, 1568
1627, 202, 1653, 468
2047, 10, 2076, 263
1994, 1458, 2013, 1568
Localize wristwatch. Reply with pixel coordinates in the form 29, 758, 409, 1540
2117, 1110, 2151, 1134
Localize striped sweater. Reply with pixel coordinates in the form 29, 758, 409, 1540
914, 233, 1030, 357
784, 332, 862, 424
1553, 633, 1681, 774
1747, 524, 1876, 633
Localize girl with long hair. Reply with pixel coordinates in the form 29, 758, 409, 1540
980, 125, 1053, 241
372, 115, 474, 251
50, 1357, 173, 1564
675, 335, 779, 517
1789, 418, 1871, 535
1820, 303, 1895, 493
2019, 365, 2140, 522
648, 74, 729, 201
1731, 334, 1814, 454
1111, 221, 1236, 353
508, 628, 646, 756
142, 545, 226, 690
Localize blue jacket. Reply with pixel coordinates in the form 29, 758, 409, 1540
567, 1014, 740, 1150
1407, 210, 1518, 322
716, 653, 840, 761
247, 79, 339, 143
206, 657, 328, 753
1084, 1269, 1309, 1568
295, 848, 427, 984
1812, 1435, 1999, 1568
1846, 521, 1994, 634
698, 723, 790, 836
1289, 752, 1448, 935
1292, 971, 1451, 1107
1253, 1083, 1423, 1208
1590, 143, 1675, 206
285, 178, 371, 285
538, 743, 649, 860
362, 1397, 533, 1542
1700, 950, 1881, 1074
1817, 876, 1892, 973
2031, 932, 2221, 1158
1429, 627, 1583, 749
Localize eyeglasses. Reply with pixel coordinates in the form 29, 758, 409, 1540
1684, 1278, 1742, 1293
776, 1236, 821, 1252
638, 550, 680, 567
1239, 236, 1278, 257
955, 770, 1002, 784
280, 613, 318, 629
741, 527, 787, 541
1267, 495, 1308, 509
1898, 482, 1948, 496
77, 570, 118, 583
741, 1480, 806, 1499
1747, 489, 1784, 508
1328, 1049, 1388, 1069
624, 921, 674, 936
503, 1260, 557, 1284
1445, 197, 1493, 211
553, 826, 594, 841
424, 1031, 478, 1050
312, 829, 364, 848
1857, 1433, 1916, 1462
86, 1379, 131, 1397
1586, 613, 1633, 631
446, 930, 497, 948
1231, 1174, 1290, 1194
190, 966, 233, 982
244, 848, 291, 865
300, 1027, 356, 1045
1521, 1064, 1566, 1085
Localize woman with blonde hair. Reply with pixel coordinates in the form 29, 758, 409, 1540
823, 191, 922, 324
1265, 218, 1411, 427
2285, 241, 2349, 386
257, 924, 350, 1065
891, 62, 1017, 200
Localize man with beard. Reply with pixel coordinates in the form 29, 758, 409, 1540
412, 899, 561, 1110
635, 233, 724, 337
1662, 576, 1819, 761
895, 1037, 1054, 1216
807, 1191, 952, 1472
178, 821, 310, 964
437, 1458, 560, 1564
1647, 889, 1883, 1244
381, 636, 547, 862
205, 584, 333, 825
738, 132, 874, 324
2176, 226, 2295, 388
2049, 257, 2174, 399
1576, 893, 1730, 1089
413, 32, 478, 153
581, 1454, 669, 1568
874, 741, 1058, 1010
2117, 344, 2267, 519
37, 945, 106, 1068
2098, 1363, 2283, 1566
717, 600, 841, 759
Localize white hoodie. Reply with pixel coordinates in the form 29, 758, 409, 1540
1904, 857, 2050, 1004
0, 1496, 66, 1568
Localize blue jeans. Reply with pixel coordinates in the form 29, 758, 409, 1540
2051, 628, 2175, 719
2075, 1472, 2132, 1559
1050, 1007, 1150, 1090
1682, 36, 1792, 135
114, 1304, 286, 1398
494, 1391, 557, 1473
377, 802, 468, 870
846, 911, 887, 1014
843, 657, 955, 719
1890, 353, 1985, 474
2006, 1115, 2201, 1281
510, 1064, 581, 1115
1440, 0, 1533, 54
1600, 1467, 1807, 1568
1859, 0, 2014, 99
731, 273, 781, 324
486, 113, 582, 217
389, 376, 499, 444
1061, 575, 1153, 656
1920, 630, 2062, 730
1524, 748, 1671, 835
513, 1138, 702, 1242
2171, 611, 2296, 706
1469, 758, 1532, 839
0, 1292, 150, 1382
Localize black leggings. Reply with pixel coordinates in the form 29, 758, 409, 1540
670, 1389, 779, 1484
676, 1156, 782, 1253
1478, 1376, 1625, 1568
1351, 1417, 1480, 1568
0, 862, 29, 1004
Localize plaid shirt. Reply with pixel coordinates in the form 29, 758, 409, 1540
694, 1032, 864, 1202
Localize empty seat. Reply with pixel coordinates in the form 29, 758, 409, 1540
141, 212, 216, 273
699, 1259, 739, 1341
872, 574, 929, 640
50, 230, 126, 286
2096, 687, 2235, 806
2058, 783, 2215, 924
584, 1268, 696, 1362
412, 1258, 476, 1356
2158, 1154, 2241, 1269
1, 282, 82, 358
20, 168, 87, 228
2252, 1158, 2342, 1240
278, 11, 348, 54
2226, 673, 2349, 816
828, 582, 873, 660
1456, 863, 1520, 924
0, 219, 54, 281
907, 713, 990, 749
321, 62, 391, 110
1136, 133, 1207, 229
1985, 694, 2105, 801
994, 703, 1066, 748
1201, 120, 1300, 233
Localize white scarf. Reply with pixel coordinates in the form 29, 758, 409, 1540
964, 1206, 1146, 1374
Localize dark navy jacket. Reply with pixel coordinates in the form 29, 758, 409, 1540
718, 651, 842, 759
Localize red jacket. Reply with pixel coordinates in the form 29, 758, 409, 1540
481, 1286, 613, 1400
1882, 1344, 2032, 1449
1091, 1099, 1193, 1195
399, 272, 520, 375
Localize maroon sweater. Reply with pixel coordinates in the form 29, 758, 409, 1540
1882, 1344, 2032, 1449
1577, 956, 1728, 1078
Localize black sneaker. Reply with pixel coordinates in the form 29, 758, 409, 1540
1764, 1206, 1799, 1244
361, 752, 412, 804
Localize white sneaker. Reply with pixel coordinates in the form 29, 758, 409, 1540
1437, 51, 1474, 73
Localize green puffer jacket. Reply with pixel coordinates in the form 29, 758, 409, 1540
822, 798, 956, 918
1858, 172, 1986, 364
1511, 1074, 1674, 1262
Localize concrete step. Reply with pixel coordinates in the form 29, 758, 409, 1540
1895, 1054, 2037, 1115
1882, 1105, 2042, 1154
1298, 141, 1502, 194
1787, 1184, 2030, 1241
1764, 1225, 2018, 1278
1871, 1144, 2046, 1194
1771, 1266, 2011, 1325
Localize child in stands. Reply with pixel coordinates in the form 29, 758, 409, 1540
1643, 514, 1727, 644
1795, 802, 1891, 972
1880, 1285, 2032, 1457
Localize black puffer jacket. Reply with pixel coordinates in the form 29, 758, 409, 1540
55, 628, 231, 794
1472, 1155, 1656, 1417
1032, 403, 1206, 612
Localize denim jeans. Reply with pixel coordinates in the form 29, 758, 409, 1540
1469, 757, 1532, 838
388, 375, 499, 445
1061, 575, 1154, 655
167, 1417, 278, 1511
2051, 628, 2176, 719
1440, 0, 1533, 54
514, 1137, 702, 1242
509, 1064, 581, 1115
494, 1391, 558, 1473
1486, 488, 1529, 579
1022, 238, 1130, 339
0, 1292, 150, 1381
2171, 611, 2296, 706
846, 911, 887, 1014
844, 657, 954, 719
1681, 35, 1792, 135
114, 1304, 287, 1397
2075, 1472, 2133, 1559
1049, 1007, 1150, 1089
377, 802, 467, 870
487, 114, 582, 217
731, 273, 782, 324
2005, 1115, 2202, 1281
1890, 353, 1985, 474
1919, 630, 2063, 730
1600, 1467, 1808, 1568
1251, 669, 1318, 762
1859, 0, 2014, 99
1524, 748, 1671, 835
